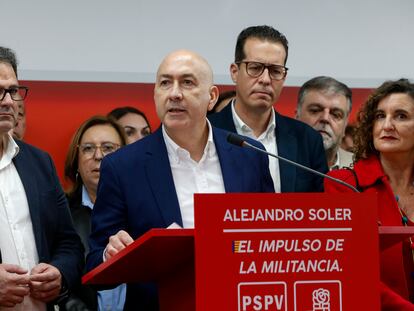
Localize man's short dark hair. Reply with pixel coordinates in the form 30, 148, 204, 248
0, 46, 18, 77
235, 25, 289, 65
297, 76, 353, 115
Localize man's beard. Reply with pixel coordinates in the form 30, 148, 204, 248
314, 124, 339, 151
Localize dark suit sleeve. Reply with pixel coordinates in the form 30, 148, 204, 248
261, 158, 275, 192
86, 156, 127, 272
44, 154, 85, 290
306, 127, 328, 192
248, 138, 275, 193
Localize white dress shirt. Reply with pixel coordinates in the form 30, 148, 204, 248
330, 147, 354, 170
0, 134, 46, 311
231, 102, 281, 192
162, 121, 225, 228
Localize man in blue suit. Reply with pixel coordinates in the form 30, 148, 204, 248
87, 50, 274, 310
0, 47, 84, 310
208, 25, 328, 192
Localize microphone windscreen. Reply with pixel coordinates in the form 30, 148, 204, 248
227, 133, 245, 147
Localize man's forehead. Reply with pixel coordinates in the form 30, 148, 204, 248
158, 71, 197, 79
157, 51, 212, 81
306, 89, 348, 104
160, 56, 199, 71
0, 62, 18, 84
157, 64, 211, 84
244, 39, 287, 60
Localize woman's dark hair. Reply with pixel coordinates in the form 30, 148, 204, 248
108, 106, 151, 132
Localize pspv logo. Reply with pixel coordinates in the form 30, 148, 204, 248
238, 282, 287, 311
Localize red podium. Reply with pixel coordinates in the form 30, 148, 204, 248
82, 193, 414, 311
82, 229, 196, 311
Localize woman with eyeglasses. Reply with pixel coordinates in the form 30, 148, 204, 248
325, 79, 414, 310
64, 115, 126, 311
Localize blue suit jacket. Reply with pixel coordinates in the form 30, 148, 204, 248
87, 126, 274, 310
208, 103, 328, 192
4, 140, 84, 310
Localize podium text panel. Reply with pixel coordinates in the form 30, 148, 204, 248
194, 193, 380, 311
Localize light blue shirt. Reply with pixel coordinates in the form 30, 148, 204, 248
82, 186, 126, 311
97, 286, 127, 311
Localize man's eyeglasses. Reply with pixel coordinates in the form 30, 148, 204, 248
236, 61, 288, 81
0, 86, 29, 101
78, 142, 120, 158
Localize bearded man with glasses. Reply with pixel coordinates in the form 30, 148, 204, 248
0, 46, 83, 310
209, 25, 328, 192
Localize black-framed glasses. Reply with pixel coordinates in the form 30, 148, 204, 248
78, 142, 120, 158
236, 61, 288, 81
0, 86, 29, 101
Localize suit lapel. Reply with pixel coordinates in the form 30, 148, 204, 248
222, 103, 237, 132
209, 102, 237, 133
13, 142, 43, 257
213, 127, 243, 192
144, 129, 183, 227
275, 113, 297, 192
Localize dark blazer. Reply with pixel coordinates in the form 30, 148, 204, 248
208, 103, 328, 192
66, 189, 98, 310
7, 140, 84, 310
87, 126, 274, 310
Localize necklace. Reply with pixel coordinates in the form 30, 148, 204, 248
396, 195, 410, 225
395, 180, 414, 215
395, 195, 414, 277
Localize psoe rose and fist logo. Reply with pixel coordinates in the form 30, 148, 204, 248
294, 280, 342, 311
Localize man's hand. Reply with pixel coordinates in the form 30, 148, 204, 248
104, 230, 134, 261
0, 264, 30, 307
29, 263, 62, 303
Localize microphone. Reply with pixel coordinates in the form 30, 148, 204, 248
227, 133, 360, 193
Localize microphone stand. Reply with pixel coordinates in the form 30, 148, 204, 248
227, 133, 360, 193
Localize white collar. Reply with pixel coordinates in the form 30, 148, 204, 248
0, 133, 20, 170
81, 185, 94, 209
231, 100, 276, 138
162, 120, 216, 164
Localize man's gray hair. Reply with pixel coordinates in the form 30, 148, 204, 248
297, 76, 352, 115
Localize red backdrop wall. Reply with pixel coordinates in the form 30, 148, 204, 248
21, 81, 372, 189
